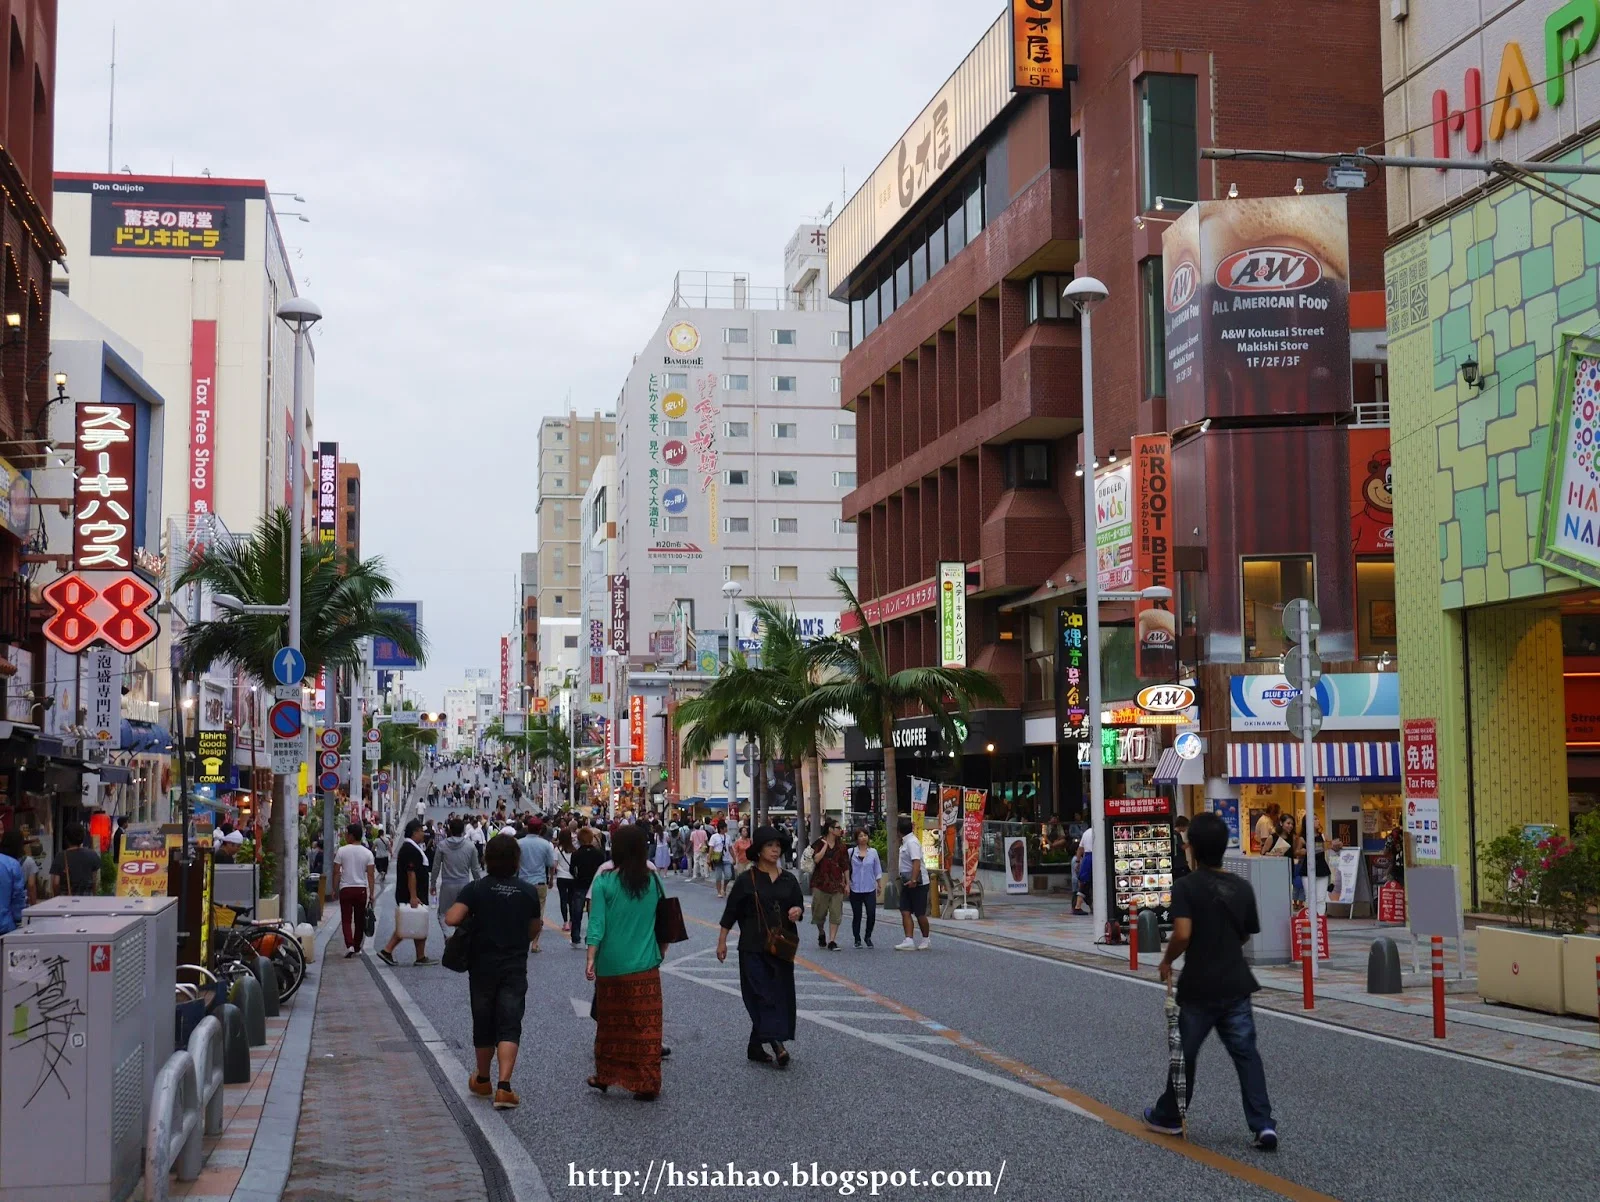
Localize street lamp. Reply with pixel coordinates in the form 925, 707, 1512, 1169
721, 579, 741, 817
212, 593, 292, 617
275, 295, 321, 927
1064, 275, 1110, 934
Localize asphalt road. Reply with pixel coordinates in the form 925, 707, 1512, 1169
365, 775, 1600, 1201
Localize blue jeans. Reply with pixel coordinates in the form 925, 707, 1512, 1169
1150, 994, 1275, 1133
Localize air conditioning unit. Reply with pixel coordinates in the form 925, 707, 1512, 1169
0, 914, 150, 1201
23, 895, 178, 1120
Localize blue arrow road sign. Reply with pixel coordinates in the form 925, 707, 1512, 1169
318, 770, 339, 792
273, 646, 306, 687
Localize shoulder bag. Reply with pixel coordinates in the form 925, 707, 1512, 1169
654, 877, 689, 945
441, 916, 474, 972
751, 872, 799, 962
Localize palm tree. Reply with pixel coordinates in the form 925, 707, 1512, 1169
742, 597, 841, 848
799, 568, 1003, 847
176, 506, 426, 885
675, 649, 783, 829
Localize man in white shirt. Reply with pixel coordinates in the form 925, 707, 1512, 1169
707, 823, 730, 898
894, 816, 931, 951
330, 822, 377, 958
1072, 824, 1095, 916
466, 815, 488, 867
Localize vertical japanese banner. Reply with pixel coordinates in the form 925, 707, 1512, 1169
316, 442, 338, 563
1402, 718, 1441, 862
665, 698, 679, 804
86, 645, 122, 748
608, 574, 630, 653
499, 636, 510, 713
1055, 605, 1089, 744
190, 320, 217, 519
1010, 0, 1067, 91
910, 777, 938, 870
1133, 433, 1175, 678
630, 695, 646, 764
937, 561, 966, 667
961, 788, 986, 893
939, 785, 961, 871
74, 403, 137, 568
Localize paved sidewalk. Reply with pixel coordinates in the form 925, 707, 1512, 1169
929, 900, 1600, 1086
281, 943, 489, 1202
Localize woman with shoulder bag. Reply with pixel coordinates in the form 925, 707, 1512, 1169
553, 828, 576, 932
716, 825, 803, 1067
585, 825, 667, 1100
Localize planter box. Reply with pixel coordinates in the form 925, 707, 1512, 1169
1561, 933, 1600, 1018
256, 893, 280, 923
1477, 925, 1565, 1014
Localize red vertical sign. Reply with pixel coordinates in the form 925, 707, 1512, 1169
189, 320, 217, 518
1133, 433, 1174, 678
630, 695, 645, 763
1402, 718, 1438, 797
74, 403, 136, 568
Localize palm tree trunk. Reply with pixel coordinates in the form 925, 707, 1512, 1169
881, 721, 900, 845
806, 753, 823, 843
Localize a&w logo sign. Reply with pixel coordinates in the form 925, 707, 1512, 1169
1216, 246, 1321, 293
1166, 260, 1197, 311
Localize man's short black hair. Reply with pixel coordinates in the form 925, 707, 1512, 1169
897, 816, 914, 838
63, 823, 85, 847
485, 833, 521, 878
346, 822, 364, 842
1187, 812, 1229, 868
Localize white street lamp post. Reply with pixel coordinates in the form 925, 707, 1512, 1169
1065, 277, 1110, 932
721, 579, 741, 819
275, 296, 321, 927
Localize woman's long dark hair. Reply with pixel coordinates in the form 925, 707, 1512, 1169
610, 824, 651, 899
556, 827, 575, 855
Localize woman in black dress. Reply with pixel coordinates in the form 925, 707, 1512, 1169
717, 825, 803, 1067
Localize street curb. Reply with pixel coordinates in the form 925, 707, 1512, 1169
231, 915, 338, 1202
363, 907, 553, 1202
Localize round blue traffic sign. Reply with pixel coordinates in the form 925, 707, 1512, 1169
662, 488, 687, 514
268, 699, 302, 739
272, 646, 306, 687
318, 770, 339, 791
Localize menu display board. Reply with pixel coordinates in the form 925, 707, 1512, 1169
1107, 796, 1174, 926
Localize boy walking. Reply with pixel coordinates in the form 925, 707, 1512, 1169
1144, 812, 1277, 1151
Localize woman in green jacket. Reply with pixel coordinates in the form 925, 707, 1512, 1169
585, 824, 666, 1100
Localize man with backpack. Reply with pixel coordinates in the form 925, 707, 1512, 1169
1143, 811, 1277, 1151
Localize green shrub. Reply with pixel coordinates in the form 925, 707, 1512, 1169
1480, 818, 1600, 933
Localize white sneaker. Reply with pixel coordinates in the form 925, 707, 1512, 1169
894, 938, 917, 951
916, 937, 930, 951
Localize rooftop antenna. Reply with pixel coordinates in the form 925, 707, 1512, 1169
106, 24, 115, 173
841, 165, 846, 204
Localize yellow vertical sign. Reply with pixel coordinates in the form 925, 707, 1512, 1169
1012, 0, 1067, 92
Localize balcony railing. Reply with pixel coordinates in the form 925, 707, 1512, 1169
667, 271, 826, 314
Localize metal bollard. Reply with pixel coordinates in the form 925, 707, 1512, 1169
187, 1015, 226, 1137
229, 972, 268, 1047
1129, 911, 1139, 971
1136, 909, 1162, 957
145, 1049, 202, 1200
217, 1002, 252, 1084
1367, 936, 1403, 994
255, 954, 280, 1017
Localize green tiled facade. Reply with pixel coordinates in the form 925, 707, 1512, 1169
1384, 148, 1593, 896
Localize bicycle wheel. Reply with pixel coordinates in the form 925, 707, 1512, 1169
267, 932, 306, 1002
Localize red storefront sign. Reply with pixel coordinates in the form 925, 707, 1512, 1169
74, 403, 136, 569
630, 695, 645, 763
839, 571, 980, 634
189, 319, 217, 517
1402, 718, 1438, 797
43, 571, 159, 654
1377, 880, 1407, 924
499, 636, 510, 712
1133, 433, 1174, 678
1106, 797, 1171, 817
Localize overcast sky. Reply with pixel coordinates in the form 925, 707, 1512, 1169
54, 1, 997, 704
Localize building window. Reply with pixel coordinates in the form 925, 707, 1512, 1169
1024, 609, 1056, 704
554, 453, 565, 465
724, 374, 749, 391
926, 217, 946, 276
1003, 442, 1053, 489
964, 173, 984, 241
579, 455, 590, 465
1141, 258, 1167, 399
670, 564, 688, 575
773, 328, 797, 345
773, 376, 797, 392
945, 192, 967, 258
837, 565, 858, 584
726, 469, 749, 485
1139, 73, 1199, 211
725, 516, 750, 534
833, 471, 856, 488
554, 594, 564, 605
834, 423, 855, 439
579, 430, 590, 442
726, 564, 751, 582
1027, 273, 1072, 323
666, 516, 689, 532
555, 431, 564, 442
877, 274, 896, 325
605, 431, 614, 442
724, 421, 749, 438
668, 468, 688, 486
774, 565, 799, 582
553, 477, 564, 490
1356, 560, 1397, 661
773, 422, 797, 439
725, 327, 749, 343
653, 564, 672, 575
831, 377, 841, 393
774, 469, 797, 486
832, 330, 849, 347
666, 420, 689, 436
774, 517, 798, 534
1242, 555, 1315, 661
666, 372, 688, 389
563, 635, 579, 648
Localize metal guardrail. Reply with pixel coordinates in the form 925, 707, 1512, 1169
188, 1015, 225, 1137
145, 1050, 202, 1201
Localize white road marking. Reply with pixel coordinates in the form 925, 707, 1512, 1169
569, 996, 591, 1018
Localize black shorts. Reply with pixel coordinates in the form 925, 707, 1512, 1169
468, 958, 529, 1048
899, 882, 930, 917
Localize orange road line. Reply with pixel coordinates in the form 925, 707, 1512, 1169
686, 915, 1338, 1202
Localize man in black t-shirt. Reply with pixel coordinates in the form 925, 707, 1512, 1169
52, 824, 101, 896
1144, 812, 1278, 1151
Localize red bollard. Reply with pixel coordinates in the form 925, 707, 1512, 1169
1129, 915, 1139, 971
1302, 941, 1314, 1010
1432, 935, 1446, 1039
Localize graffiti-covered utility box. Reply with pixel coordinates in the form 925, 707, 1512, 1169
1, 913, 149, 1201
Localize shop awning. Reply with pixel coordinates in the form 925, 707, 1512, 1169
1227, 741, 1399, 783
1152, 748, 1205, 786
97, 764, 134, 785
122, 720, 174, 756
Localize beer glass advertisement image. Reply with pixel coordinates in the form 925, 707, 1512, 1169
1162, 193, 1351, 429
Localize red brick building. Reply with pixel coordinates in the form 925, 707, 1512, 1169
830, 6, 1388, 820
334, 461, 360, 564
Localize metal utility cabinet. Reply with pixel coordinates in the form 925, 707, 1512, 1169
0, 914, 150, 1201
23, 895, 178, 1111
1222, 852, 1294, 966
